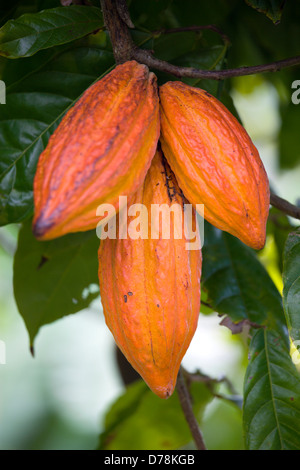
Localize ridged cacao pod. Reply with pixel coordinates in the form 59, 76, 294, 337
159, 81, 270, 250
33, 60, 160, 240
98, 149, 202, 398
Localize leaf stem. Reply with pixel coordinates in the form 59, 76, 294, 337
176, 368, 207, 450
270, 193, 300, 220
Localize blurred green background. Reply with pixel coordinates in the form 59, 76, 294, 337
0, 0, 300, 450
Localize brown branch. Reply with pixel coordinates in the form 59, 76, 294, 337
116, 0, 134, 29
201, 300, 213, 310
185, 369, 237, 395
270, 193, 300, 220
219, 316, 266, 335
100, 0, 136, 63
176, 368, 207, 450
133, 49, 300, 80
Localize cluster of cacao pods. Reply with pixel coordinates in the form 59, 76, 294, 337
33, 60, 270, 399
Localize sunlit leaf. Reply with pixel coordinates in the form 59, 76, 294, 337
279, 101, 300, 169
283, 229, 300, 342
99, 379, 214, 450
244, 328, 300, 450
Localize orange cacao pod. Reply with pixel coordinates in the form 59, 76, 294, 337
33, 61, 160, 240
159, 81, 270, 250
98, 150, 202, 398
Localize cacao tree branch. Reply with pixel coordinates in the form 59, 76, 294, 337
133, 49, 300, 80
176, 368, 207, 450
270, 193, 300, 220
100, 0, 300, 79
100, 0, 136, 63
116, 0, 134, 29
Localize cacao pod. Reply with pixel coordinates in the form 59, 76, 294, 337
159, 81, 270, 250
33, 60, 160, 240
98, 149, 202, 398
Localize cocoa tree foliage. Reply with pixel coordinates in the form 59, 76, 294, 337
0, 0, 300, 451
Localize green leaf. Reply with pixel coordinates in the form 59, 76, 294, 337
201, 400, 244, 450
13, 219, 100, 345
202, 222, 286, 335
99, 379, 213, 450
172, 44, 228, 94
267, 208, 294, 272
279, 101, 300, 169
0, 38, 114, 226
0, 6, 103, 58
154, 39, 228, 97
243, 328, 300, 450
244, 0, 286, 24
283, 229, 300, 342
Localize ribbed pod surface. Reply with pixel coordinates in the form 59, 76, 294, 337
33, 61, 160, 240
98, 150, 202, 398
159, 81, 270, 249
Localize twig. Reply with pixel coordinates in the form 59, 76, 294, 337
219, 316, 266, 335
270, 193, 300, 220
201, 300, 213, 310
176, 368, 207, 450
133, 49, 300, 80
184, 368, 238, 396
183, 368, 243, 409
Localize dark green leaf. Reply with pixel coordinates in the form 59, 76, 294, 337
0, 38, 114, 226
13, 219, 100, 345
244, 0, 286, 24
267, 207, 295, 272
99, 379, 213, 450
0, 6, 103, 58
283, 229, 300, 342
243, 328, 300, 450
155, 41, 228, 97
279, 101, 300, 169
172, 44, 227, 94
202, 222, 286, 335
